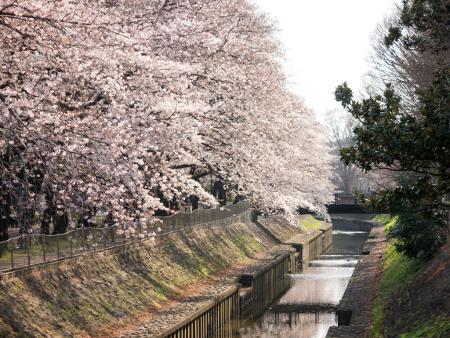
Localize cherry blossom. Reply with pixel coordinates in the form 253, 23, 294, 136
0, 0, 333, 233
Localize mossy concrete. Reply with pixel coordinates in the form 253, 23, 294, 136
0, 217, 315, 337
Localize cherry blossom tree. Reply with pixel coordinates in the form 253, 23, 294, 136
0, 0, 333, 238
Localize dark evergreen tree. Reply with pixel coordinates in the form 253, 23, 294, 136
335, 0, 449, 258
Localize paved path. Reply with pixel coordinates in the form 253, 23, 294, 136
327, 222, 386, 337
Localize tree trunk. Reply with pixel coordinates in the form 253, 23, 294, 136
0, 203, 10, 257
40, 207, 51, 235
212, 181, 227, 206
53, 212, 69, 234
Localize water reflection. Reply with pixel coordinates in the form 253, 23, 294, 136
239, 312, 336, 338
229, 230, 369, 338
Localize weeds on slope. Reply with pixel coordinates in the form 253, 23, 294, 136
371, 215, 423, 337
371, 215, 449, 337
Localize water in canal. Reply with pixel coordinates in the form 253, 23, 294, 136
233, 228, 369, 337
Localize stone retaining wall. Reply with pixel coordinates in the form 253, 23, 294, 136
327, 221, 386, 337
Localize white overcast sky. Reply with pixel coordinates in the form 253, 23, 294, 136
252, 0, 398, 123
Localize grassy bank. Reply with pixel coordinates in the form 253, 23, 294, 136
298, 214, 324, 230
371, 215, 449, 337
0, 221, 286, 337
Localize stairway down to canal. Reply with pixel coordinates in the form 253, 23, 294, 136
234, 214, 375, 338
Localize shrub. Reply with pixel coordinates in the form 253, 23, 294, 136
387, 213, 446, 259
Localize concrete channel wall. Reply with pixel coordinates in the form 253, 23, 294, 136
305, 225, 333, 262
155, 286, 240, 338
152, 221, 333, 338
284, 224, 333, 263
330, 218, 374, 232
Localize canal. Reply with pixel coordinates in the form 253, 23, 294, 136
230, 224, 370, 337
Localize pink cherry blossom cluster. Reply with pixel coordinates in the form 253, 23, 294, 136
0, 0, 333, 230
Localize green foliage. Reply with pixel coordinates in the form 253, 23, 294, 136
384, 26, 402, 47
372, 215, 447, 336
383, 0, 450, 53
400, 315, 450, 337
380, 241, 424, 297
335, 66, 449, 218
372, 214, 396, 227
371, 221, 425, 337
334, 0, 449, 259
334, 82, 353, 107
388, 213, 446, 259
299, 215, 323, 230
373, 212, 443, 260
372, 300, 384, 337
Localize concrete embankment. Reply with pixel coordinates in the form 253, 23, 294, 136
0, 214, 331, 337
327, 220, 386, 337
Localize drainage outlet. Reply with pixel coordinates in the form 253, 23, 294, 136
337, 309, 353, 326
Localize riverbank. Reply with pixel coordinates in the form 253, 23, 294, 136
0, 214, 330, 337
370, 217, 450, 337
327, 216, 450, 337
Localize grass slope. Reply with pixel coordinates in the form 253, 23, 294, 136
371, 215, 449, 337
0, 221, 286, 337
